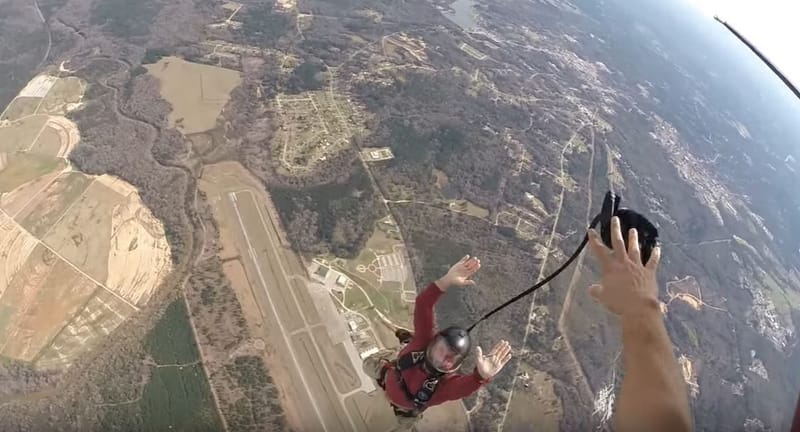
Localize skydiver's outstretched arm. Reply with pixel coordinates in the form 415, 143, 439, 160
411, 256, 481, 345
587, 218, 692, 432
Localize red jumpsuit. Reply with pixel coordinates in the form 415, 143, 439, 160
382, 282, 488, 410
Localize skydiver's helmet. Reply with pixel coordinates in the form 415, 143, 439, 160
426, 326, 471, 374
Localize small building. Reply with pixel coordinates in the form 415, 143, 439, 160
361, 147, 395, 162
336, 274, 348, 287
360, 346, 379, 359
348, 320, 358, 332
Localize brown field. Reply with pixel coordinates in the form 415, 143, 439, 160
0, 154, 65, 194
0, 244, 98, 361
38, 77, 84, 114
16, 172, 93, 237
28, 123, 62, 157
0, 115, 48, 152
29, 117, 80, 158
0, 212, 39, 299
0, 165, 65, 217
0, 97, 41, 121
503, 366, 563, 432
102, 176, 171, 306
35, 288, 136, 369
146, 56, 241, 134
41, 179, 124, 285
416, 400, 470, 432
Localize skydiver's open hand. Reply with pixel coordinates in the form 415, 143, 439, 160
436, 255, 481, 291
476, 340, 512, 380
587, 216, 661, 317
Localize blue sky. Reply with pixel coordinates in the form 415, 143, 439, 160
688, 0, 800, 88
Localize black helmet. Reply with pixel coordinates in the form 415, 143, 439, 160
426, 326, 471, 373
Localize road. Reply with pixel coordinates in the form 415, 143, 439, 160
556, 116, 598, 406
33, 0, 52, 70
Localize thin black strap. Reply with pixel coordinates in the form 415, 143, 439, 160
467, 215, 602, 332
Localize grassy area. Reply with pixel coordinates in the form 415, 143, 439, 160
344, 285, 371, 311
681, 320, 700, 349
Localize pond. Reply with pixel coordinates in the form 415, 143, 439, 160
443, 0, 479, 31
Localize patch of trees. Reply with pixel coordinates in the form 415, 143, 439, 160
224, 356, 287, 431
0, 360, 61, 399
240, 3, 292, 47
286, 61, 328, 93
90, 0, 163, 38
270, 160, 380, 258
142, 48, 168, 65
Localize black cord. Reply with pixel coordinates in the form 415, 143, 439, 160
467, 214, 602, 332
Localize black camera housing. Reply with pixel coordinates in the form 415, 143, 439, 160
599, 192, 659, 265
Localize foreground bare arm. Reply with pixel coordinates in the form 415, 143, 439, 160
588, 217, 691, 432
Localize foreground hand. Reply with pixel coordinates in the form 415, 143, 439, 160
587, 216, 661, 317
436, 255, 481, 290
476, 340, 512, 380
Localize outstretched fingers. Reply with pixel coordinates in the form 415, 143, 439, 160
610, 216, 626, 258
496, 340, 512, 366
627, 228, 641, 264
588, 229, 611, 266
646, 245, 662, 271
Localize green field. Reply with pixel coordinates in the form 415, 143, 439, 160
343, 285, 370, 311
137, 299, 222, 431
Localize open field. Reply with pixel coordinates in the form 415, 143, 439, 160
199, 161, 398, 431
146, 56, 241, 135
16, 172, 93, 237
448, 199, 490, 219
0, 154, 65, 195
41, 179, 123, 285
503, 365, 562, 432
38, 77, 84, 114
0, 115, 48, 152
3, 176, 68, 223
0, 97, 41, 121
0, 243, 98, 361
0, 212, 39, 299
29, 117, 80, 158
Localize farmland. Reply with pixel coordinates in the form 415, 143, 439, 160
0, 73, 172, 369
146, 57, 241, 134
